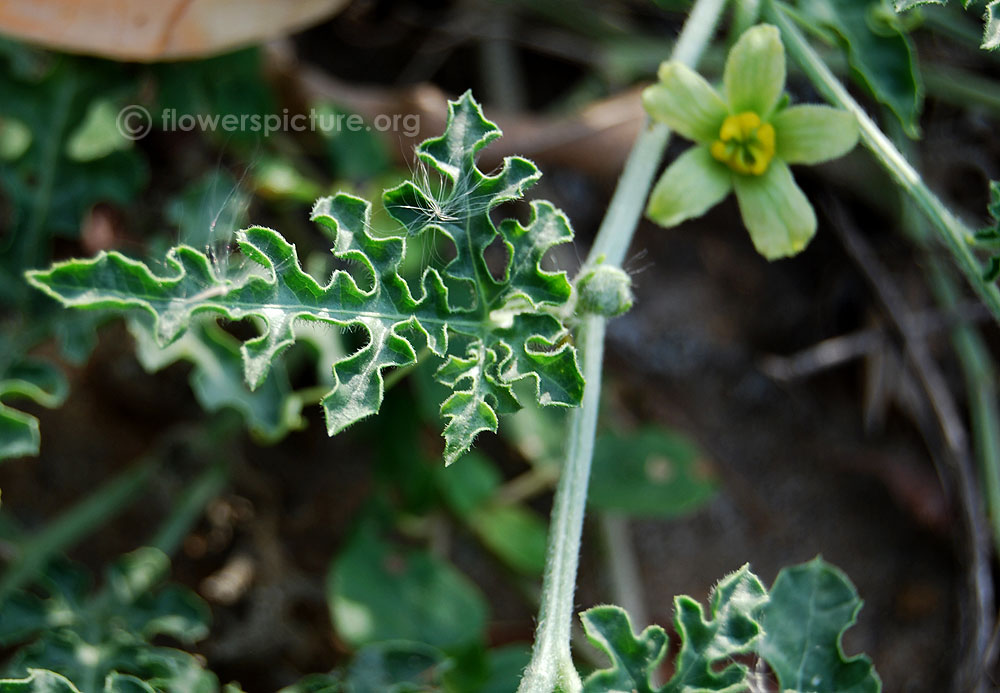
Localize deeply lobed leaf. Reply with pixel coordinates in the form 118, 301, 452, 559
0, 549, 219, 693
0, 359, 68, 461
973, 180, 1000, 282
26, 92, 583, 464
581, 558, 881, 693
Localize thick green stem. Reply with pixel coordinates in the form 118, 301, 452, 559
517, 0, 727, 690
517, 315, 605, 693
764, 0, 1000, 324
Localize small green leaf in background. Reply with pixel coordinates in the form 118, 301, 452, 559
0, 51, 148, 273
150, 48, 276, 146
436, 453, 548, 575
65, 98, 131, 162
128, 319, 307, 444
279, 642, 449, 693
347, 642, 449, 693
252, 157, 324, 204
328, 527, 488, 651
972, 180, 1000, 281
588, 427, 717, 517
0, 549, 218, 693
102, 674, 156, 693
794, 0, 923, 135
0, 359, 69, 461
478, 645, 531, 693
0, 669, 82, 693
0, 117, 31, 161
315, 103, 393, 181
468, 505, 547, 575
759, 557, 881, 692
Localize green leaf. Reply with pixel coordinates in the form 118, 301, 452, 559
582, 566, 768, 693
0, 670, 82, 693
149, 48, 276, 146
435, 453, 548, 574
279, 642, 449, 693
973, 180, 1000, 281
0, 359, 69, 461
328, 527, 488, 651
479, 645, 531, 693
0, 117, 31, 161
346, 642, 449, 693
580, 608, 668, 693
892, 0, 999, 49
102, 674, 155, 693
435, 453, 502, 518
759, 557, 881, 692
468, 505, 548, 575
0, 53, 147, 280
65, 99, 131, 162
128, 319, 306, 443
795, 0, 923, 135
581, 559, 881, 693
26, 92, 583, 464
588, 427, 718, 517
1, 550, 216, 693
985, 0, 1000, 49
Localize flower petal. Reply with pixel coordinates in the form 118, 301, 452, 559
646, 146, 733, 228
772, 105, 859, 165
724, 24, 786, 118
733, 160, 816, 259
642, 62, 728, 143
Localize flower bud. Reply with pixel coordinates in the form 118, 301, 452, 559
576, 264, 633, 317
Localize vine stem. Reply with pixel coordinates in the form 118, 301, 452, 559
516, 0, 727, 689
763, 0, 1000, 325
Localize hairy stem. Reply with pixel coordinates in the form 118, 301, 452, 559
517, 315, 605, 693
764, 0, 1000, 324
517, 0, 727, 689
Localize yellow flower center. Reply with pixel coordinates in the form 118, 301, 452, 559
710, 112, 776, 176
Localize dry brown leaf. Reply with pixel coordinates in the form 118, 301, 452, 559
0, 0, 348, 61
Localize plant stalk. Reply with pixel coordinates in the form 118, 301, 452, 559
517, 0, 727, 689
764, 0, 1000, 324
517, 315, 605, 693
